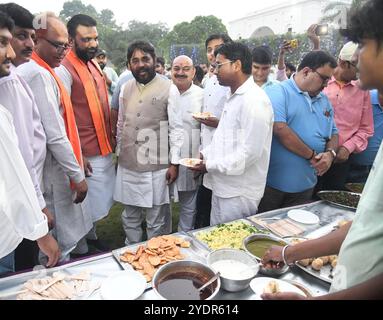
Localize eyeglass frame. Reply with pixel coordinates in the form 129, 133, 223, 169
211, 60, 234, 70
42, 37, 72, 54
314, 70, 331, 85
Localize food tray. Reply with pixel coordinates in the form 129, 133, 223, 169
190, 219, 267, 251
112, 233, 209, 289
316, 190, 360, 210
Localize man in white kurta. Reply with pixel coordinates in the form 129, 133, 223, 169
192, 42, 274, 225
0, 103, 60, 274
171, 55, 204, 231
17, 16, 92, 260
114, 41, 183, 244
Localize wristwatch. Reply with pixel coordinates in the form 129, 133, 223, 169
326, 148, 337, 160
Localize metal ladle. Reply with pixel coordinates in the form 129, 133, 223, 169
197, 272, 220, 292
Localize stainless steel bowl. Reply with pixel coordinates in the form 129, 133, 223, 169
207, 248, 259, 292
152, 260, 220, 300
243, 233, 289, 276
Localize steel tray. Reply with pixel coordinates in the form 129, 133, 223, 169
112, 233, 209, 289
189, 218, 268, 252
316, 190, 360, 210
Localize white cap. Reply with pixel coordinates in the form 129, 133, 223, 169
339, 41, 358, 62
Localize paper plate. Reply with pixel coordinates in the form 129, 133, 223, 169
287, 209, 320, 225
179, 158, 202, 168
192, 112, 217, 120
100, 270, 146, 300
250, 277, 306, 299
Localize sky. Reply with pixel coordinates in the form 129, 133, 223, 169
5, 0, 295, 29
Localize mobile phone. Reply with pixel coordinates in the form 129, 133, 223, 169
315, 24, 328, 36
289, 39, 298, 49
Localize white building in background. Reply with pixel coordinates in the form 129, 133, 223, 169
228, 0, 351, 40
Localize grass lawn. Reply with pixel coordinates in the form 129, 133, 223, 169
96, 202, 180, 250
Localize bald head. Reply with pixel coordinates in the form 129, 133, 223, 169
173, 55, 194, 67
34, 13, 70, 68
171, 55, 195, 93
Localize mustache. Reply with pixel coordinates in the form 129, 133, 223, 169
21, 49, 33, 55
1, 58, 11, 65
175, 75, 187, 79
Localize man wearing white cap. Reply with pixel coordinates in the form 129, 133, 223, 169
318, 41, 374, 191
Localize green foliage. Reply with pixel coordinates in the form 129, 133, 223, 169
159, 15, 227, 64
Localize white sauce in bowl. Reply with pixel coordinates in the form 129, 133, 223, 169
210, 260, 255, 280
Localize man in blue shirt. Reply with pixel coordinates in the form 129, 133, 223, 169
348, 89, 383, 183
258, 50, 338, 213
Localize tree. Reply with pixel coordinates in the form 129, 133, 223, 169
59, 0, 98, 22
159, 15, 227, 64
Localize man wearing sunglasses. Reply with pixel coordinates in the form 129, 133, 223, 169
318, 41, 374, 192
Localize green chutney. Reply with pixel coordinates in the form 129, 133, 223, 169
246, 239, 286, 258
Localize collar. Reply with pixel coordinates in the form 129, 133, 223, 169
370, 89, 382, 107
328, 76, 357, 88
231, 76, 254, 96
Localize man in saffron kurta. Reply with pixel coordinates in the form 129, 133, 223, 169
56, 14, 115, 253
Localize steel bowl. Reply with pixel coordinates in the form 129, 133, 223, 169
207, 248, 259, 292
152, 260, 220, 300
243, 233, 289, 276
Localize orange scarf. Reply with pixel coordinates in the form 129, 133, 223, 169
65, 50, 111, 156
31, 51, 84, 172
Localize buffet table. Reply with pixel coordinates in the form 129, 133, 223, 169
0, 200, 355, 300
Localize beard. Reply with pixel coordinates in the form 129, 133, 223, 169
98, 62, 106, 70
75, 45, 98, 62
131, 66, 156, 85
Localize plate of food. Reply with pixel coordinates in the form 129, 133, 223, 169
179, 158, 202, 168
345, 183, 364, 194
250, 277, 307, 299
317, 190, 360, 210
192, 219, 267, 251
192, 112, 217, 120
113, 234, 207, 287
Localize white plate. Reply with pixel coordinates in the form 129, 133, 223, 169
287, 209, 320, 225
250, 277, 306, 299
179, 158, 202, 168
100, 270, 146, 300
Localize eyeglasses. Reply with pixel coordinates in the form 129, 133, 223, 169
314, 70, 331, 85
43, 38, 71, 54
211, 60, 233, 70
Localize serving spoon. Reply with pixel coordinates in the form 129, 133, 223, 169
197, 272, 220, 292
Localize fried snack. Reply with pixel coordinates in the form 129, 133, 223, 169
263, 280, 280, 294
119, 235, 189, 282
331, 258, 338, 268
328, 255, 337, 264
319, 256, 329, 265
311, 258, 324, 271
298, 258, 311, 267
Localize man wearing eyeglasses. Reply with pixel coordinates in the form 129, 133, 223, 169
171, 55, 203, 232
0, 3, 57, 270
56, 14, 115, 254
317, 41, 374, 192
18, 12, 91, 262
258, 50, 339, 213
191, 42, 274, 225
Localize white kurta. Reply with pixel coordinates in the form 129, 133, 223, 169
0, 104, 48, 259
18, 61, 92, 253
176, 84, 204, 192
0, 68, 46, 209
202, 76, 274, 204
55, 65, 116, 222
